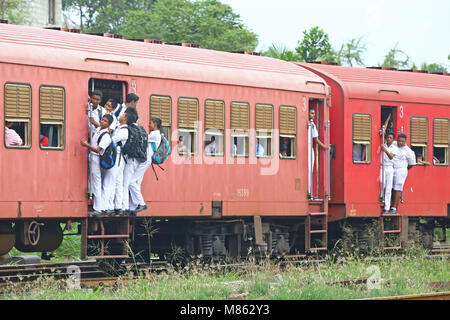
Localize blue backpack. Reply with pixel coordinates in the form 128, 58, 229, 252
98, 132, 117, 169
150, 133, 171, 180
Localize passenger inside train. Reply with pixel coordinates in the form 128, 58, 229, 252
4, 121, 23, 146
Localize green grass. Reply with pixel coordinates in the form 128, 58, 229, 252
1, 254, 448, 300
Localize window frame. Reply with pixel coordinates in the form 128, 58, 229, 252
204, 99, 225, 157
255, 103, 274, 158
432, 117, 449, 167
39, 85, 66, 151
4, 82, 32, 150
410, 116, 429, 164
352, 112, 372, 164
279, 105, 297, 160
150, 94, 172, 146
230, 101, 250, 158
177, 96, 199, 156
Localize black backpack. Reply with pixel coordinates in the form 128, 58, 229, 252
98, 132, 117, 169
121, 124, 148, 163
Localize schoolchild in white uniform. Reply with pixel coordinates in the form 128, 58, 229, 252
104, 99, 119, 132
307, 108, 329, 198
380, 132, 398, 214
129, 118, 162, 212
88, 90, 106, 132
390, 133, 416, 214
114, 93, 139, 122
81, 114, 113, 216
121, 106, 140, 214
104, 111, 129, 215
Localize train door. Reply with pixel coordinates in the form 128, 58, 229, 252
380, 106, 397, 201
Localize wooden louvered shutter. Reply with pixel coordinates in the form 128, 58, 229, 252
5, 83, 31, 119
231, 102, 249, 130
352, 113, 371, 142
279, 106, 296, 134
205, 100, 224, 130
40, 86, 65, 121
150, 95, 171, 127
433, 118, 449, 145
410, 117, 428, 144
178, 98, 198, 129
255, 104, 273, 131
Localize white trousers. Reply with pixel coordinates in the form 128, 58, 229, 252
308, 149, 315, 196
381, 166, 394, 211
129, 158, 152, 210
101, 166, 115, 211
109, 153, 125, 210
90, 155, 104, 211
393, 167, 408, 191
122, 158, 139, 210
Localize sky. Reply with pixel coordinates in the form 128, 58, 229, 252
220, 0, 450, 68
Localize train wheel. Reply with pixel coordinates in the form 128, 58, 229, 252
14, 221, 63, 252
0, 223, 15, 256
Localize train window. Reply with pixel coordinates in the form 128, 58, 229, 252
150, 95, 172, 144
39, 86, 65, 149
255, 104, 273, 157
433, 118, 449, 166
352, 113, 371, 163
178, 97, 198, 155
279, 106, 296, 158
410, 117, 428, 164
230, 102, 249, 157
4, 83, 32, 148
204, 99, 225, 156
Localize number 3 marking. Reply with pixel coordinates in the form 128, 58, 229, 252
399, 105, 404, 119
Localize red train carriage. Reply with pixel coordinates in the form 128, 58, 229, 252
0, 23, 331, 261
299, 62, 450, 249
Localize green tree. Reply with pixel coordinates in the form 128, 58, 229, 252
0, 0, 31, 24
262, 44, 299, 61
380, 44, 410, 69
335, 37, 366, 67
118, 0, 258, 52
419, 62, 448, 73
295, 26, 334, 62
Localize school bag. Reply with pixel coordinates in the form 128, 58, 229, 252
150, 133, 171, 181
97, 132, 117, 169
121, 124, 148, 163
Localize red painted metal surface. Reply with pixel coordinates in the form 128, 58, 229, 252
0, 24, 328, 220
298, 63, 450, 221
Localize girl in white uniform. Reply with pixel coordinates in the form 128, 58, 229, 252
81, 114, 113, 216
380, 132, 398, 214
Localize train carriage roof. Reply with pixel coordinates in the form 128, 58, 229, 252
0, 23, 327, 95
297, 62, 450, 105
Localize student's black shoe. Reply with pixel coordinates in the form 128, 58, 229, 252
135, 204, 148, 212
88, 210, 102, 217
121, 210, 130, 216
388, 208, 397, 215
115, 209, 123, 215
129, 210, 137, 217
382, 210, 389, 215
104, 210, 115, 216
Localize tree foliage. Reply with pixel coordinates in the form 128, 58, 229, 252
262, 44, 300, 61
334, 37, 366, 67
419, 62, 448, 74
295, 26, 334, 62
0, 0, 31, 24
379, 44, 410, 69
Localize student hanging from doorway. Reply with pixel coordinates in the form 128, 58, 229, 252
129, 118, 162, 212
390, 133, 416, 214
380, 132, 398, 214
103, 111, 129, 215
80, 114, 114, 216
307, 108, 329, 198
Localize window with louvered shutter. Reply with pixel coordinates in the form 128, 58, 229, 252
352, 113, 371, 163
204, 100, 225, 156
39, 86, 65, 149
230, 102, 249, 157
279, 106, 297, 158
433, 118, 449, 166
255, 104, 273, 157
150, 95, 172, 144
4, 83, 31, 148
178, 98, 198, 129
231, 102, 249, 131
410, 117, 428, 145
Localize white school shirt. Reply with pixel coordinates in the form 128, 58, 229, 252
88, 106, 105, 133
147, 130, 162, 159
309, 121, 319, 150
205, 141, 217, 155
112, 124, 128, 155
92, 127, 112, 156
115, 103, 127, 121
382, 143, 398, 167
392, 141, 416, 169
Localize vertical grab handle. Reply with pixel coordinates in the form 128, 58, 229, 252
327, 120, 331, 201
379, 126, 385, 201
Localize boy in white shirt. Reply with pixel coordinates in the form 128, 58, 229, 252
390, 133, 416, 214
129, 118, 162, 213
81, 114, 113, 216
380, 132, 398, 214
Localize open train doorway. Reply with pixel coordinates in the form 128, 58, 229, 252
308, 98, 326, 200
380, 106, 397, 202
